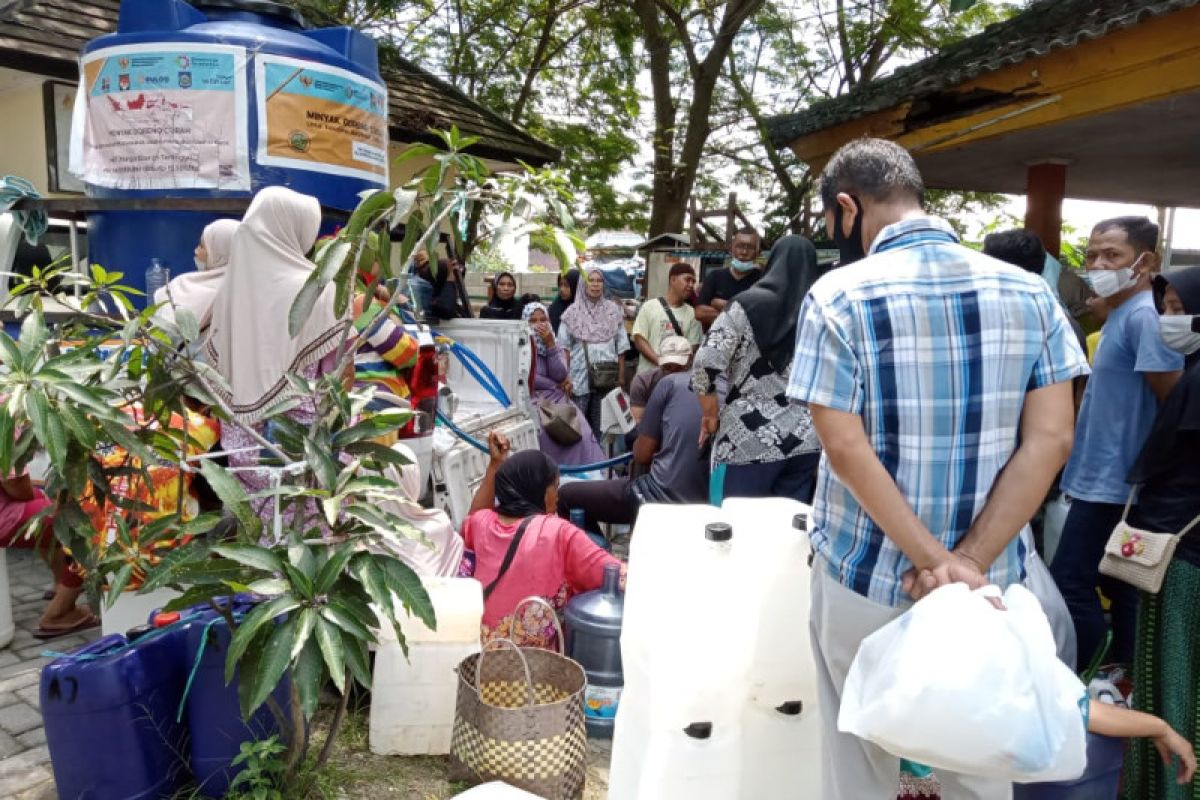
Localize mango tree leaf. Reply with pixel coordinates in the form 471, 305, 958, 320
43, 412, 67, 469
293, 638, 324, 720
342, 632, 371, 689
315, 617, 346, 694
282, 562, 314, 600
303, 438, 338, 490
105, 563, 136, 609
161, 583, 236, 613
319, 599, 372, 641
242, 615, 299, 718
290, 607, 317, 661
175, 308, 201, 343
225, 594, 301, 684
314, 543, 356, 595
212, 544, 283, 575
0, 332, 21, 369
200, 460, 262, 540
379, 556, 436, 631
0, 407, 13, 476
23, 390, 50, 450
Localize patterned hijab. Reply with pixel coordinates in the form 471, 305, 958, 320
522, 301, 551, 356
560, 268, 623, 343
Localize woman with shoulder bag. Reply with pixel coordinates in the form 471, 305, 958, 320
557, 268, 629, 437
460, 433, 624, 649
1120, 267, 1200, 798
523, 302, 606, 466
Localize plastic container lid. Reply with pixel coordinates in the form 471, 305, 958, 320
152, 611, 181, 628
705, 522, 732, 542
793, 513, 808, 531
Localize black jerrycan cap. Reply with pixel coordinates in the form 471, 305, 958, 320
792, 513, 808, 532
683, 722, 713, 739
776, 700, 803, 716
705, 522, 732, 543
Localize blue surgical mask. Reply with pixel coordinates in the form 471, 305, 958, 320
730, 258, 755, 274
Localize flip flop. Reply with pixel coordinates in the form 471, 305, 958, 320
33, 613, 100, 640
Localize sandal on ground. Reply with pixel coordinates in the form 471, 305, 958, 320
33, 613, 100, 640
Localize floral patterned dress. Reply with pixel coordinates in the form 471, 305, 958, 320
690, 301, 819, 466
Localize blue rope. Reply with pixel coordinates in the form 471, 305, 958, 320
449, 341, 512, 408
435, 409, 632, 474
177, 616, 226, 722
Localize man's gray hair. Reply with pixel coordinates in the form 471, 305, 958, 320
819, 138, 925, 209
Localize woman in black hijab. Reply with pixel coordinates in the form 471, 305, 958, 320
548, 269, 579, 333
463, 432, 623, 648
425, 257, 473, 320
479, 271, 521, 320
691, 236, 827, 503
1123, 266, 1200, 797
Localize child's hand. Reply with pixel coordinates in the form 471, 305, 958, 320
1155, 722, 1197, 784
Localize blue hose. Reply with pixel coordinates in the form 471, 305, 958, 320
432, 332, 512, 409
435, 409, 631, 474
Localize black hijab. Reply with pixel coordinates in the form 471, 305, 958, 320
548, 269, 579, 332
1130, 267, 1200, 483
733, 236, 824, 372
494, 450, 559, 518
481, 271, 520, 320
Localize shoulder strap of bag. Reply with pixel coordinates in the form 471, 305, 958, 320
482, 516, 536, 601
658, 297, 684, 337
581, 340, 593, 370
1121, 485, 1200, 541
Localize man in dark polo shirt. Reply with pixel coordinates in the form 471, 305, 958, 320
695, 225, 762, 329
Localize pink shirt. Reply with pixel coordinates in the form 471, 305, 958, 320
462, 509, 622, 648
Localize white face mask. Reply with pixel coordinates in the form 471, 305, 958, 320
1159, 315, 1200, 355
194, 257, 208, 271
1085, 266, 1136, 298
1085, 252, 1147, 298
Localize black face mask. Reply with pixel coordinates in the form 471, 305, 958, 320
833, 195, 866, 266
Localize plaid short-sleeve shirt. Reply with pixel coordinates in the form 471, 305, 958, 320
788, 217, 1090, 606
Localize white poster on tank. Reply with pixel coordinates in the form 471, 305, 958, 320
71, 43, 251, 191
254, 53, 389, 185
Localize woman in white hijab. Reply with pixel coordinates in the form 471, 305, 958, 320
374, 443, 464, 576
206, 186, 347, 425
205, 186, 348, 527
153, 218, 238, 330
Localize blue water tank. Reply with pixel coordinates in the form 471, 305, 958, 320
78, 0, 389, 300
41, 632, 192, 799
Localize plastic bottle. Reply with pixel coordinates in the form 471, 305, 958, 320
145, 258, 169, 303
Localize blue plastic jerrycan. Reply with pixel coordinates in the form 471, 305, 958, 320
41, 632, 192, 799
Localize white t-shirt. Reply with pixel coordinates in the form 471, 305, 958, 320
632, 298, 701, 373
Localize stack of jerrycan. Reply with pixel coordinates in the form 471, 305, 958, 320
369, 578, 483, 755
42, 601, 290, 799
609, 499, 820, 799
77, 0, 389, 299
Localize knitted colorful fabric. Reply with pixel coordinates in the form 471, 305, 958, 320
353, 300, 419, 399
1122, 559, 1200, 799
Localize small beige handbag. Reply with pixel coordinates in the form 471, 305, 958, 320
1098, 487, 1200, 594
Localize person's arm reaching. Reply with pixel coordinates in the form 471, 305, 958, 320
1088, 702, 1196, 784
468, 432, 510, 514
809, 404, 980, 590
943, 381, 1075, 585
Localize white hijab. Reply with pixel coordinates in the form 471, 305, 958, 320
154, 218, 238, 328
373, 443, 464, 577
206, 186, 347, 424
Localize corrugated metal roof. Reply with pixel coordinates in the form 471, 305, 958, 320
0, 0, 558, 165
766, 0, 1200, 148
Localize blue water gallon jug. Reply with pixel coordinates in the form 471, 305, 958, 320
78, 0, 388, 301
564, 562, 623, 738
184, 617, 291, 797
42, 632, 192, 799
1012, 733, 1125, 800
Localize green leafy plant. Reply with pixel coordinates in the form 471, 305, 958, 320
228, 736, 287, 800
0, 129, 577, 790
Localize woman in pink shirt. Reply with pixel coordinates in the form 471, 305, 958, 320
462, 432, 623, 649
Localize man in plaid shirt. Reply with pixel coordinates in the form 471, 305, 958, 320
788, 138, 1089, 798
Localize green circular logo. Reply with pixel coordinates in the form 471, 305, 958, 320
288, 131, 311, 153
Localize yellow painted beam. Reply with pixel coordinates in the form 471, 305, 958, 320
787, 4, 1200, 168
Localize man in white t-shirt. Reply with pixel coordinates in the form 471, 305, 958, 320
632, 263, 702, 374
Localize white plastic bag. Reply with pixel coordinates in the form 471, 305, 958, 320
838, 583, 1088, 782
1023, 545, 1077, 669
